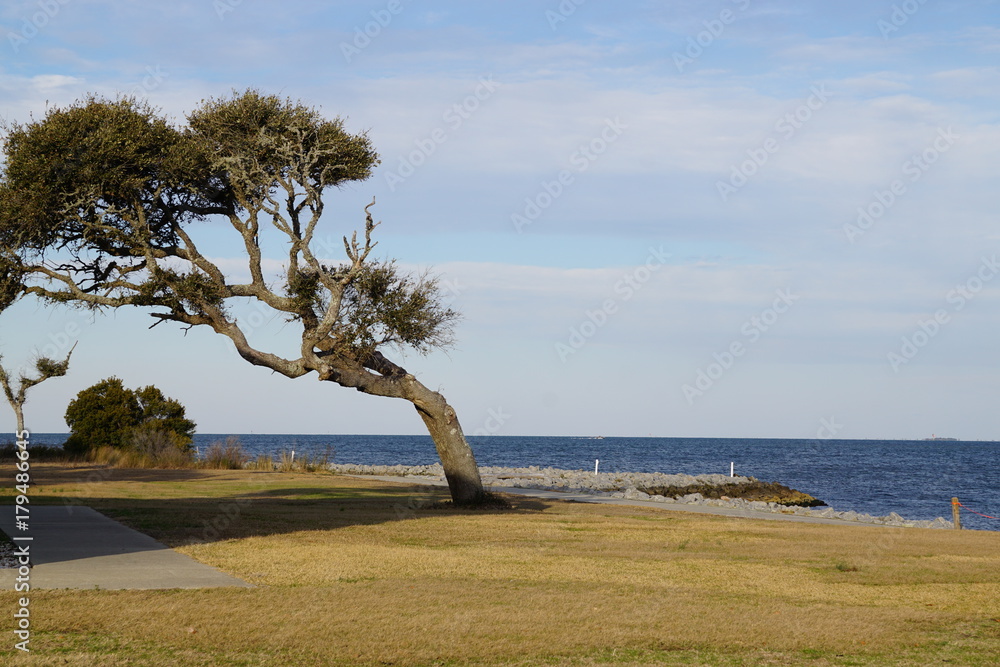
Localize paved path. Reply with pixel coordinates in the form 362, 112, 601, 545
0, 506, 250, 590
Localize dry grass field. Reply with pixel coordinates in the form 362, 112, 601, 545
1, 463, 999, 666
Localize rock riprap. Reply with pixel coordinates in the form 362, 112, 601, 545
325, 463, 953, 529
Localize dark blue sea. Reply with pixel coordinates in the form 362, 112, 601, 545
23, 433, 1000, 531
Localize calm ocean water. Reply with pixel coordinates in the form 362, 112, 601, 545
24, 433, 1000, 531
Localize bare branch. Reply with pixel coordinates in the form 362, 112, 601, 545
172, 224, 228, 287
342, 198, 379, 273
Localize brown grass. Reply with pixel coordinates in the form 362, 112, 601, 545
1, 463, 999, 666
199, 436, 250, 470
88, 444, 194, 469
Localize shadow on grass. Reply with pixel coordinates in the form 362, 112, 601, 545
18, 463, 214, 485
6, 463, 551, 555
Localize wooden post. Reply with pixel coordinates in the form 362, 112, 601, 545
952, 497, 962, 530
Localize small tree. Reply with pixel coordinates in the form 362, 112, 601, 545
0, 347, 74, 438
63, 378, 195, 456
0, 262, 75, 437
0, 91, 484, 502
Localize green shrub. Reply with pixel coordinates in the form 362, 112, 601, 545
64, 377, 141, 455
63, 377, 196, 458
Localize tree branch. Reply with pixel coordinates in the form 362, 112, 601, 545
0, 342, 75, 415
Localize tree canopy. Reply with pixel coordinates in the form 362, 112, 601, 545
0, 90, 483, 502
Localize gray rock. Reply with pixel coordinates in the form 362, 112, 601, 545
330, 462, 934, 529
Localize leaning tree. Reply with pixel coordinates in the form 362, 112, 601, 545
0, 91, 484, 503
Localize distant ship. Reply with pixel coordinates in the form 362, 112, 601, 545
924, 434, 958, 441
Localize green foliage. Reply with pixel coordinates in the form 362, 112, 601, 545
34, 354, 72, 379
0, 95, 207, 255
134, 268, 228, 321
186, 89, 378, 202
285, 268, 325, 320
334, 261, 460, 356
0, 253, 24, 311
134, 385, 197, 444
64, 377, 195, 456
64, 378, 141, 455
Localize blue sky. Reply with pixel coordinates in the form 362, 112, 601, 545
1, 0, 1000, 440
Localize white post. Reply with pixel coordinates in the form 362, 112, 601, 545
730, 461, 734, 477
595, 459, 600, 475
291, 450, 295, 463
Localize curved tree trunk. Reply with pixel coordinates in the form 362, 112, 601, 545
403, 378, 483, 505
413, 396, 484, 505
314, 357, 485, 505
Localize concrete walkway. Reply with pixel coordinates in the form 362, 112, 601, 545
0, 506, 250, 590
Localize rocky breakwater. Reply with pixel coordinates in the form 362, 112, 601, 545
326, 463, 953, 529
